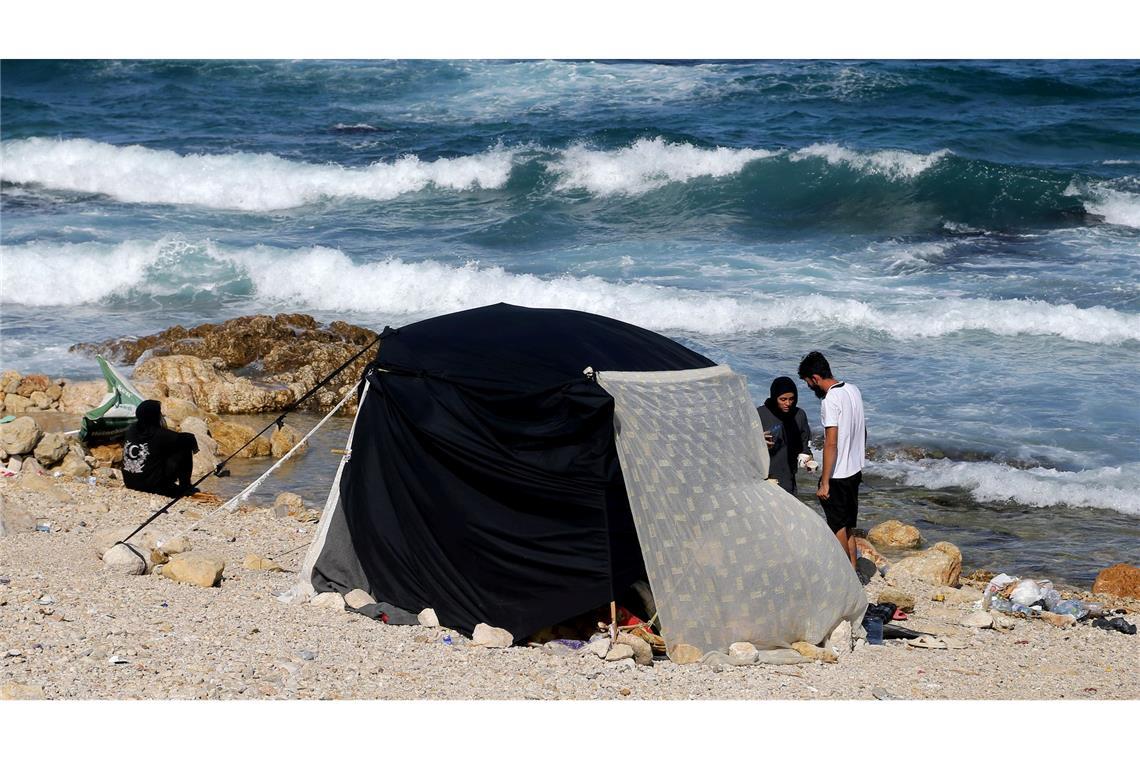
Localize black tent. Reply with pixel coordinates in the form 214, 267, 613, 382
307, 303, 715, 641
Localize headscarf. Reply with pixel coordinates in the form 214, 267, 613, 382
134, 399, 163, 434
763, 376, 805, 471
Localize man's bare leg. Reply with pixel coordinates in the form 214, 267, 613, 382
834, 527, 858, 569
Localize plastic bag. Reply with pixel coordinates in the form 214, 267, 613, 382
982, 573, 1019, 610
1010, 579, 1042, 606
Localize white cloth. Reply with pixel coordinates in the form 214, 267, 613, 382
819, 381, 865, 479
596, 365, 866, 656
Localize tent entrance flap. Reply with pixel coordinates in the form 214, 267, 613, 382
596, 365, 866, 657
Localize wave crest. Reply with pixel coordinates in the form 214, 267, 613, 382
0, 137, 517, 211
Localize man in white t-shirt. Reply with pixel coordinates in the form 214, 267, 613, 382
798, 351, 866, 571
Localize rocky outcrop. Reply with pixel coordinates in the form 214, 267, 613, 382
72, 313, 378, 414
889, 541, 962, 587
1, 373, 70, 415
134, 355, 294, 416
270, 423, 306, 459
867, 520, 923, 550
206, 418, 271, 459
1092, 564, 1140, 599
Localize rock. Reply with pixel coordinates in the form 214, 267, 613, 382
990, 613, 1016, 631
57, 380, 105, 414
102, 544, 148, 575
616, 633, 654, 666
3, 395, 33, 415
668, 643, 703, 665
344, 589, 376, 608
0, 370, 20, 394
586, 636, 611, 659
270, 423, 307, 459
827, 620, 854, 656
889, 541, 962, 587
0, 682, 45, 700
0, 495, 36, 537
417, 608, 440, 627
208, 418, 271, 458
160, 552, 225, 587
58, 451, 92, 478
158, 396, 209, 427
94, 527, 160, 558
603, 643, 633, 662
158, 536, 191, 555
275, 491, 305, 514
178, 418, 220, 482
868, 520, 923, 549
791, 641, 838, 663
1040, 612, 1077, 629
1092, 564, 1140, 599
472, 623, 513, 648
242, 554, 284, 572
89, 443, 123, 466
310, 592, 345, 610
854, 537, 889, 570
15, 373, 50, 397
33, 432, 69, 467
0, 417, 42, 456
933, 585, 983, 604
961, 611, 994, 629
73, 314, 378, 414
728, 641, 759, 661
3, 456, 21, 475
134, 354, 295, 416
28, 390, 52, 410
877, 589, 916, 612
45, 382, 63, 402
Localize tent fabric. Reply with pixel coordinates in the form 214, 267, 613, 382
306, 303, 716, 641
596, 366, 867, 654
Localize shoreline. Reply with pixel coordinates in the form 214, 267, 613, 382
2, 475, 1137, 700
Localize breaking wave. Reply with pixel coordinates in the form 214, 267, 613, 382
3, 240, 1138, 346
870, 458, 1140, 517
0, 137, 518, 211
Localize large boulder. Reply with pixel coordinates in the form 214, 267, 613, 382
33, 432, 69, 467
867, 520, 923, 550
207, 418, 271, 458
1, 370, 20, 394
57, 380, 106, 414
134, 355, 293, 415
3, 395, 33, 415
270, 423, 307, 459
0, 417, 42, 456
178, 417, 220, 481
889, 541, 962, 587
160, 552, 225, 588
58, 451, 92, 478
1092, 564, 1140, 599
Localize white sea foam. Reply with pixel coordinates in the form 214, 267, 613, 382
1083, 187, 1140, 229
0, 137, 517, 211
0, 239, 165, 306
790, 143, 950, 180
870, 458, 1140, 517
550, 137, 777, 195
6, 241, 1137, 345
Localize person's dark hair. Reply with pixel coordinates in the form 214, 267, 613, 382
797, 351, 833, 380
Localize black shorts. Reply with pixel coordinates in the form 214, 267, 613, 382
820, 471, 862, 533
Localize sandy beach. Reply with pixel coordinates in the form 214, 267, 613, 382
2, 473, 1136, 701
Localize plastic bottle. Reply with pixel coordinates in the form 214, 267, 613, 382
987, 596, 1014, 613
1042, 588, 1063, 611
1051, 599, 1086, 619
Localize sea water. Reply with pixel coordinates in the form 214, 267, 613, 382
2, 60, 1138, 584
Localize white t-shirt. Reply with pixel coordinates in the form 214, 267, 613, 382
820, 381, 865, 479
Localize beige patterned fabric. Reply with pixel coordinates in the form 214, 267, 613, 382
597, 365, 866, 657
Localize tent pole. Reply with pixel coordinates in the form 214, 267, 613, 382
610, 601, 618, 643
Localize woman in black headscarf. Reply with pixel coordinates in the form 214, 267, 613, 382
121, 399, 199, 497
757, 376, 814, 495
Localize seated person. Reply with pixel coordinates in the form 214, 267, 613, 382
121, 399, 199, 497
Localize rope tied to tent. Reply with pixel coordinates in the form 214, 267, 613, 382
145, 385, 358, 556
114, 332, 381, 548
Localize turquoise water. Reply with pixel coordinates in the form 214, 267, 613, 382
2, 60, 1138, 583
